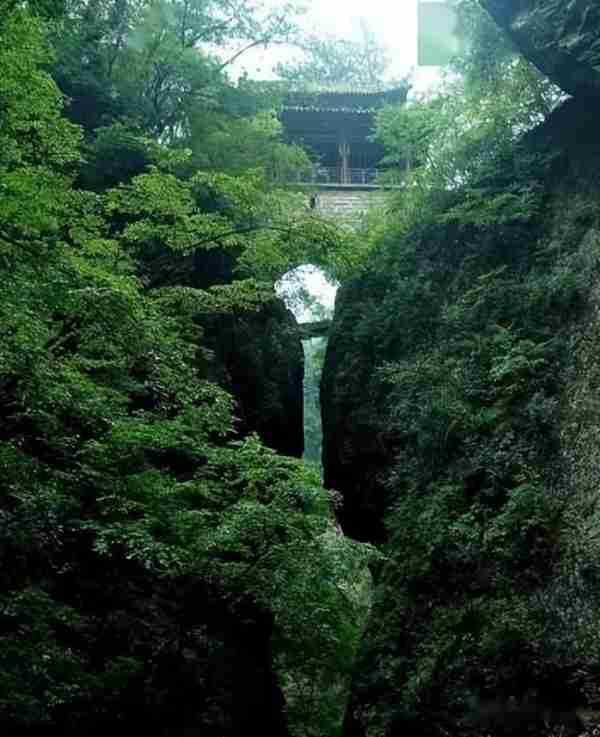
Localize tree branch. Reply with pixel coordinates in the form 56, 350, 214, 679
216, 39, 270, 72
144, 224, 297, 288
188, 223, 295, 249
0, 230, 47, 259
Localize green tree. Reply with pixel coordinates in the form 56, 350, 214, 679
275, 21, 391, 90
372, 0, 559, 237
0, 6, 374, 734
187, 108, 313, 180
51, 0, 303, 135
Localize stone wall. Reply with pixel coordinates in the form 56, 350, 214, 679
313, 188, 386, 226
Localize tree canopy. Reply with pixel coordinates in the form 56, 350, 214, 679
275, 22, 391, 90
0, 4, 375, 735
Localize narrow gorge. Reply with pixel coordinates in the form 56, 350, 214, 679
5, 1, 600, 736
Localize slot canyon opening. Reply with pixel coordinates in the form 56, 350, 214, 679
276, 265, 338, 469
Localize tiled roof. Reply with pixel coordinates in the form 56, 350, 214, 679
283, 86, 409, 114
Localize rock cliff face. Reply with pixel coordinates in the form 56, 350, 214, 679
200, 300, 304, 458
322, 273, 392, 543
480, 0, 600, 97
324, 92, 600, 736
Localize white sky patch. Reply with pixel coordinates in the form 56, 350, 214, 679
303, 268, 337, 311
276, 265, 338, 323
232, 0, 444, 95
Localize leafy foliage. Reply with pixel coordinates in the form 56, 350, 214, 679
0, 5, 373, 735
49, 0, 302, 135
373, 0, 560, 222
338, 136, 600, 734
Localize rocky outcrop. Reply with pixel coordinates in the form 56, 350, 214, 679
480, 0, 600, 97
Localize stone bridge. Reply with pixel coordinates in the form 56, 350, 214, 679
299, 320, 332, 340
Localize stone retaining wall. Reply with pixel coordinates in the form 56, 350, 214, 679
313, 189, 386, 225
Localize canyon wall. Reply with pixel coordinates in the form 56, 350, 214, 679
324, 88, 600, 737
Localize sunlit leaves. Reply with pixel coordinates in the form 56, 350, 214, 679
0, 9, 81, 170
372, 1, 559, 241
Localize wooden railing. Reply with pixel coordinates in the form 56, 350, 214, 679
288, 166, 380, 186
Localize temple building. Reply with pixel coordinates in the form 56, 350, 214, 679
280, 86, 409, 189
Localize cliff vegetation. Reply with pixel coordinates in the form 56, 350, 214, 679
322, 2, 600, 735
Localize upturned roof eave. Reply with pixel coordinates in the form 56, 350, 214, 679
282, 85, 409, 114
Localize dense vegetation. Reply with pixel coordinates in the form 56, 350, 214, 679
321, 3, 600, 736
0, 2, 374, 735
7, 0, 600, 735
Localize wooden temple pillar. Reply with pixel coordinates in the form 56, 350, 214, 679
338, 138, 351, 185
